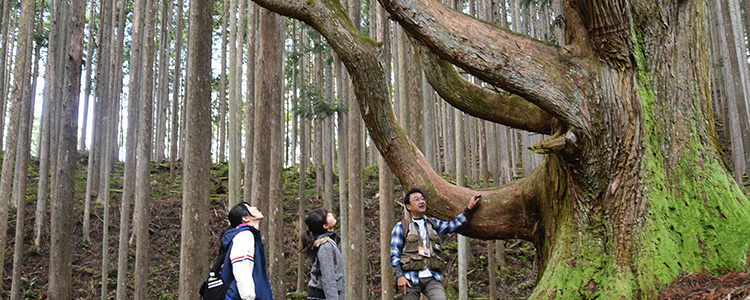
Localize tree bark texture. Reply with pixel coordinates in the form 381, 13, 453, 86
0, 0, 35, 285
155, 0, 172, 162
258, 8, 285, 299
178, 0, 214, 296
247, 0, 750, 297
134, 0, 157, 297
117, 0, 145, 297
244, 3, 258, 204
219, 0, 228, 162
250, 8, 275, 213
228, 0, 243, 206
10, 15, 35, 296
48, 0, 83, 296
171, 0, 185, 183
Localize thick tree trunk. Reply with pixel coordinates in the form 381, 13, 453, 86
178, 0, 213, 296
257, 8, 285, 299
379, 155, 396, 300
134, 0, 157, 297
244, 3, 258, 204
346, 0, 366, 296
250, 9, 275, 212
117, 0, 144, 297
228, 0, 243, 206
10, 18, 36, 297
48, 0, 83, 295
314, 36, 325, 202
0, 0, 35, 284
335, 55, 348, 271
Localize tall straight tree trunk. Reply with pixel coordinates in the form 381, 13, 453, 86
83, 0, 114, 242
410, 45, 424, 149
134, 0, 157, 297
10, 14, 36, 296
219, 0, 228, 162
257, 7, 285, 299
290, 21, 299, 169
480, 121, 489, 187
397, 27, 409, 136
335, 54, 348, 272
34, 0, 66, 246
456, 110, 469, 300
379, 156, 396, 300
50, 0, 70, 200
251, 7, 274, 212
39, 0, 64, 248
110, 0, 128, 164
244, 3, 258, 204
155, 0, 172, 162
377, 5, 395, 297
324, 52, 334, 210
346, 0, 365, 296
99, 0, 124, 294
314, 34, 325, 201
710, 0, 747, 180
720, 0, 750, 174
295, 107, 309, 293
117, 0, 144, 297
170, 0, 185, 183
228, 0, 242, 206
0, 0, 12, 152
178, 0, 213, 296
468, 117, 477, 185
79, 0, 96, 151
48, 0, 83, 295
423, 72, 435, 168
234, 0, 246, 196
0, 0, 35, 283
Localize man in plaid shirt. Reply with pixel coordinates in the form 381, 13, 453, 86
390, 188, 482, 300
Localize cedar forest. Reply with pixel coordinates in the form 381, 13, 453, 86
1, 0, 750, 298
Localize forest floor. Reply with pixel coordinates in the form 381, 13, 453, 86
1, 151, 749, 299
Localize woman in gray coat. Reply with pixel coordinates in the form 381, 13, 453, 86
302, 207, 345, 300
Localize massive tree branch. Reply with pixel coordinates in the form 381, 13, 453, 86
418, 45, 554, 134
249, 0, 541, 240
379, 0, 591, 129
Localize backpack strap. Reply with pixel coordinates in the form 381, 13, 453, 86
425, 217, 437, 230
402, 217, 437, 236
210, 246, 228, 274
401, 218, 410, 237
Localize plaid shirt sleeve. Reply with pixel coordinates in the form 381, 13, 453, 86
390, 222, 405, 267
432, 212, 468, 235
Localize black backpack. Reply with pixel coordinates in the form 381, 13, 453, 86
199, 248, 229, 300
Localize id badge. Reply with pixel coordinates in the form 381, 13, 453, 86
418, 246, 431, 257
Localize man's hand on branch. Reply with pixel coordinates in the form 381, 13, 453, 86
468, 193, 481, 210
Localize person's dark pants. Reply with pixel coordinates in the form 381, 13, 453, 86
403, 277, 447, 300
307, 287, 325, 300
